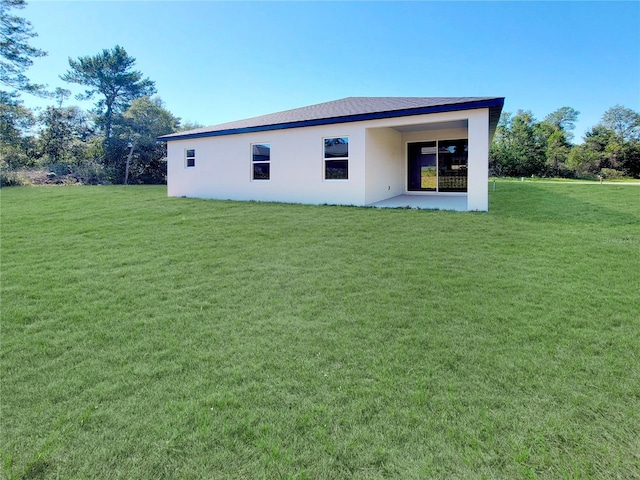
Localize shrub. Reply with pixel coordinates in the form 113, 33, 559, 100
575, 171, 598, 181
600, 168, 625, 180
43, 160, 111, 185
73, 161, 110, 185
0, 169, 30, 187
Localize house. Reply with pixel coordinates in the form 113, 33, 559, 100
158, 97, 504, 211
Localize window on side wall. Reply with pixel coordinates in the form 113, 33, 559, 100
185, 149, 195, 168
252, 143, 270, 180
324, 137, 348, 180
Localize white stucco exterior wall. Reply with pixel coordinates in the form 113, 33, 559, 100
364, 127, 402, 204
466, 108, 490, 211
167, 124, 367, 206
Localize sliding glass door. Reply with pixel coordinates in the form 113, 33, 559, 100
407, 140, 468, 193
407, 142, 437, 191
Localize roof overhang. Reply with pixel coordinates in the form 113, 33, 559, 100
159, 98, 504, 142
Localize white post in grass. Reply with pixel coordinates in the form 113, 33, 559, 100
124, 140, 136, 185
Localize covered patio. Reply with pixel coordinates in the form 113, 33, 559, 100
363, 103, 500, 211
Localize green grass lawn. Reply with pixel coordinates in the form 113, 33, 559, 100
1, 183, 639, 479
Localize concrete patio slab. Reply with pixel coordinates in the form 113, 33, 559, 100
369, 194, 468, 211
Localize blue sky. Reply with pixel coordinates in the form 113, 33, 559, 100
19, 1, 640, 142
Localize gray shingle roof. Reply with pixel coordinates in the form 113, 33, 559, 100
160, 96, 504, 141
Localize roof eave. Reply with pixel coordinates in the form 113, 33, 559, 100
159, 97, 505, 142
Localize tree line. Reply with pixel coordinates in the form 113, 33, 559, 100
490, 106, 640, 180
2, 0, 639, 187
1, 0, 199, 186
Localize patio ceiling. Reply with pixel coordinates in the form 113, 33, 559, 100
390, 119, 468, 133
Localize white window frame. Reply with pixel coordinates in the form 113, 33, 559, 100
251, 143, 271, 181
185, 148, 195, 168
323, 136, 349, 181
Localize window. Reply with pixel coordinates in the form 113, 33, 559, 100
324, 137, 348, 180
185, 149, 195, 167
252, 143, 270, 180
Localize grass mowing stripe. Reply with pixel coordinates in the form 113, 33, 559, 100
1, 183, 639, 478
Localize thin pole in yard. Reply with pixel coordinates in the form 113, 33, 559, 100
124, 140, 136, 185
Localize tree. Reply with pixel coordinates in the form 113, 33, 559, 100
38, 104, 93, 164
114, 96, 179, 184
489, 110, 546, 176
53, 86, 70, 107
619, 140, 640, 178
601, 105, 640, 142
0, 0, 47, 94
0, 89, 36, 169
584, 125, 614, 153
177, 120, 204, 132
1, 0, 46, 171
60, 45, 156, 159
545, 129, 571, 176
537, 107, 579, 175
567, 143, 599, 176
577, 107, 640, 178
0, 90, 30, 140
544, 106, 579, 142
597, 106, 640, 177
574, 124, 625, 176
489, 112, 511, 175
